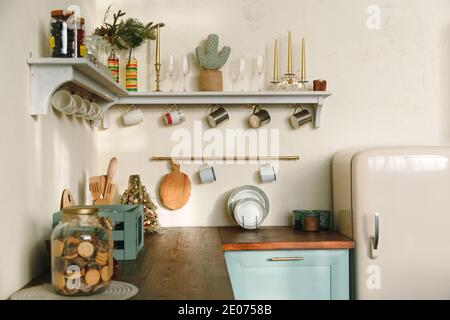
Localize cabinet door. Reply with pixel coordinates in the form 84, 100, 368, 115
224, 250, 349, 300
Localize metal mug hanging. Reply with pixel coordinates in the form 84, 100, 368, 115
248, 105, 271, 129
207, 105, 229, 128
289, 105, 312, 129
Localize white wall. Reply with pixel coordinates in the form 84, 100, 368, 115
97, 0, 449, 227
0, 0, 98, 300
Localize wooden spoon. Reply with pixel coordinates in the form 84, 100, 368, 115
159, 161, 191, 210
104, 157, 118, 200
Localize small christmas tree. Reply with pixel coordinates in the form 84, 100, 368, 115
121, 175, 162, 233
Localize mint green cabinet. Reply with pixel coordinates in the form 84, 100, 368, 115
224, 250, 349, 300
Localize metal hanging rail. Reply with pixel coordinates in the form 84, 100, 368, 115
150, 155, 300, 161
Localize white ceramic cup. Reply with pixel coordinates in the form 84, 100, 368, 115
199, 164, 216, 184
73, 95, 87, 117
89, 102, 101, 120
51, 89, 77, 114
83, 99, 93, 119
122, 108, 143, 126
164, 108, 185, 126
92, 105, 104, 121
260, 164, 277, 183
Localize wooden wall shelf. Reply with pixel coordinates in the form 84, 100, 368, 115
27, 58, 332, 129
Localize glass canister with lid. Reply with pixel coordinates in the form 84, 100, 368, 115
51, 206, 113, 296
49, 10, 75, 57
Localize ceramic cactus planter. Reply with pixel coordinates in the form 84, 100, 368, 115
199, 70, 223, 91
196, 34, 231, 91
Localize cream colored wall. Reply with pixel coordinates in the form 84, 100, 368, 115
0, 0, 98, 299
97, 0, 449, 227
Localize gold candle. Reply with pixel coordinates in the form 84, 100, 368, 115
273, 39, 278, 82
156, 25, 161, 64
287, 31, 292, 74
301, 37, 306, 81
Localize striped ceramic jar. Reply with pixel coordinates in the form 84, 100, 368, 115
126, 57, 138, 92
108, 51, 120, 83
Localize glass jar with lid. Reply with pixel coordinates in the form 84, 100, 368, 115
49, 10, 75, 57
51, 206, 113, 296
73, 17, 86, 57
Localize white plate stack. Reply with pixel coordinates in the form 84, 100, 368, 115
227, 186, 269, 229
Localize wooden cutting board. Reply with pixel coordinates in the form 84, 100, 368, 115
160, 161, 191, 210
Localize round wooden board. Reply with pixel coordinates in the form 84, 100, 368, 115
160, 162, 191, 210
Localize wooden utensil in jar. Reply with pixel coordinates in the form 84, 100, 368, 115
104, 157, 118, 200
159, 160, 191, 210
60, 189, 75, 210
89, 176, 103, 200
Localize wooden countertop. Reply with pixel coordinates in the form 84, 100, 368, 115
19, 227, 353, 300
115, 227, 234, 300
218, 227, 355, 251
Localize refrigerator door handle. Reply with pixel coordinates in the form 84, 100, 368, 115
371, 212, 380, 250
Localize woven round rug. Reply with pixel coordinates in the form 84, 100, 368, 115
10, 281, 138, 300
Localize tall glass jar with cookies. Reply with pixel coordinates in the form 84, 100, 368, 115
51, 206, 113, 296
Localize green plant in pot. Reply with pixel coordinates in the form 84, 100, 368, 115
195, 34, 231, 91
115, 18, 165, 91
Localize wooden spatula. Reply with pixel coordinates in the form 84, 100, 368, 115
89, 176, 103, 200
159, 161, 191, 210
104, 157, 118, 200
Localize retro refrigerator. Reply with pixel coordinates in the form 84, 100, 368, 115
333, 147, 450, 299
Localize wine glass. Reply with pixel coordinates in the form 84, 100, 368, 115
167, 54, 176, 92
256, 54, 264, 91
239, 57, 246, 92
181, 54, 190, 92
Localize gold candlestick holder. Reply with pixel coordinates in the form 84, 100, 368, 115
270, 74, 309, 91
154, 62, 161, 92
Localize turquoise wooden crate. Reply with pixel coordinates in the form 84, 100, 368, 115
53, 205, 144, 260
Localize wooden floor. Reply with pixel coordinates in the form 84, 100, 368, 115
115, 227, 234, 300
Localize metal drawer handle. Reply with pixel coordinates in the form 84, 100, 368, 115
371, 212, 380, 250
267, 257, 304, 262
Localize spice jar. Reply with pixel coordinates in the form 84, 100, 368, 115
74, 17, 86, 57
292, 210, 303, 230
302, 212, 320, 232
49, 10, 75, 58
51, 206, 113, 296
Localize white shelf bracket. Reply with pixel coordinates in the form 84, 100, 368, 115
96, 101, 116, 129
313, 97, 324, 128
29, 65, 73, 115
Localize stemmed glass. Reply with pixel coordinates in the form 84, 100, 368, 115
239, 57, 246, 92
167, 54, 176, 92
181, 54, 190, 92
256, 55, 264, 91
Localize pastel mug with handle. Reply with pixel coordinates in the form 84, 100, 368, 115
164, 105, 185, 126
260, 164, 277, 183
83, 99, 93, 120
122, 106, 143, 126
73, 95, 87, 117
199, 164, 216, 184
51, 89, 77, 114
